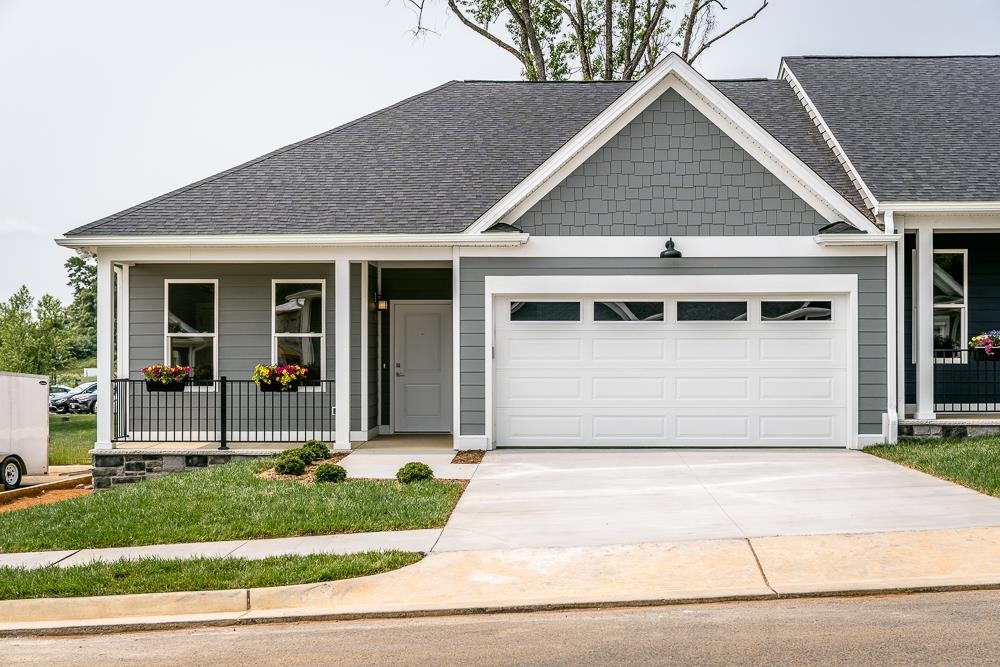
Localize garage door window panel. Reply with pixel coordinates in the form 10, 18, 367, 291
676, 301, 748, 322
594, 301, 664, 322
509, 301, 580, 322
761, 300, 833, 321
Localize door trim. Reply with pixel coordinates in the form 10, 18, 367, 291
484, 274, 860, 450
389, 299, 453, 433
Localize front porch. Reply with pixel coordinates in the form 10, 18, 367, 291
94, 253, 467, 453
900, 223, 1000, 433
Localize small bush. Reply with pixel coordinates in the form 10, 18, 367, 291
314, 463, 347, 484
280, 448, 315, 465
303, 440, 331, 460
274, 455, 306, 476
396, 462, 434, 484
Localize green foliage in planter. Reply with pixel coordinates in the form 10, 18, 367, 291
303, 440, 331, 461
396, 462, 434, 484
314, 463, 347, 484
274, 455, 306, 476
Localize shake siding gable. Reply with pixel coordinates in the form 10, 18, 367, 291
514, 89, 826, 236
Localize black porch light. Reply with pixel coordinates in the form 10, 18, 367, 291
375, 294, 389, 312
659, 238, 682, 259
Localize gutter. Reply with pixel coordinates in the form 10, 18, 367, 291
55, 232, 530, 252
813, 233, 901, 246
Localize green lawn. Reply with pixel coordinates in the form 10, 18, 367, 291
48, 413, 96, 465
0, 551, 421, 600
0, 459, 464, 553
867, 437, 1000, 498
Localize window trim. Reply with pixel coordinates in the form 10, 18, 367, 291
910, 248, 968, 365
163, 278, 219, 383
271, 279, 327, 381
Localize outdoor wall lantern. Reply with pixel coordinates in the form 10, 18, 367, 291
659, 238, 682, 259
375, 295, 389, 312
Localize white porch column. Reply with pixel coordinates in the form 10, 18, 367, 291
334, 259, 352, 449
915, 225, 936, 419
95, 255, 114, 449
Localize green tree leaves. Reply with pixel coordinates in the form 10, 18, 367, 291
0, 286, 73, 376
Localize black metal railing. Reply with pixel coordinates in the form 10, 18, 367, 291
933, 348, 1000, 413
112, 378, 336, 446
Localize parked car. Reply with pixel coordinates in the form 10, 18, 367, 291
49, 381, 96, 414
68, 389, 98, 414
48, 384, 72, 397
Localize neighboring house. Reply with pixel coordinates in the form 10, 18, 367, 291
57, 54, 1000, 452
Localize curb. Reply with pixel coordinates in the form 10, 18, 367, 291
4, 581, 1000, 637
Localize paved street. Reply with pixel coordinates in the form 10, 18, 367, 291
9, 590, 1000, 666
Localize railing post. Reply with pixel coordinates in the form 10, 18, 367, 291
218, 376, 229, 450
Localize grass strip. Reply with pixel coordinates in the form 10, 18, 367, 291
48, 414, 96, 466
0, 459, 463, 553
867, 437, 1000, 497
0, 551, 421, 600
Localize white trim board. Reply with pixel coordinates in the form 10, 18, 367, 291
482, 273, 861, 451
57, 233, 529, 252
459, 236, 889, 258
465, 53, 880, 237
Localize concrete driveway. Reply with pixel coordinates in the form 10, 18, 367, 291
433, 449, 1000, 551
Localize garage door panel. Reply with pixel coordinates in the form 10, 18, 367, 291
494, 294, 850, 448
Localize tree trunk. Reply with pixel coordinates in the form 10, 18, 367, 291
603, 0, 613, 80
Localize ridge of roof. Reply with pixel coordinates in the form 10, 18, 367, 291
68, 80, 463, 236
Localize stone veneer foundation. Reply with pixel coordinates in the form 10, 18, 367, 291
898, 421, 1000, 439
90, 449, 276, 490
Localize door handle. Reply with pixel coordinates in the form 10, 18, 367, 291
396, 371, 406, 377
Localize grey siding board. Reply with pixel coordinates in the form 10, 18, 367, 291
514, 89, 828, 237
459, 256, 887, 438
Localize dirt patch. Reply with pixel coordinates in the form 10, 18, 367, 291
0, 488, 92, 513
256, 452, 350, 485
452, 450, 485, 464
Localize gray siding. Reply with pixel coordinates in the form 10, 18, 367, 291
514, 89, 826, 236
130, 263, 335, 379
460, 256, 887, 437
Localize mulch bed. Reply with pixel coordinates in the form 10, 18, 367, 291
451, 450, 485, 465
255, 452, 350, 485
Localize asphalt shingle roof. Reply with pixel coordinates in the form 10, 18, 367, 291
784, 55, 1000, 202
66, 77, 864, 237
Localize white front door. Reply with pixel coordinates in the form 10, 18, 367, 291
494, 294, 849, 447
393, 302, 453, 432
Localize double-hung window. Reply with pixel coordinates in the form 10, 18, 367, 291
164, 280, 218, 383
273, 280, 325, 382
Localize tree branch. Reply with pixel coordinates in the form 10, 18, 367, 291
603, 0, 613, 79
688, 0, 767, 63
623, 0, 669, 79
444, 0, 526, 66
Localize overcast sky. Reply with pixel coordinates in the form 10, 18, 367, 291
2, 0, 999, 302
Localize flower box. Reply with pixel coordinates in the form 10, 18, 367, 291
973, 348, 1000, 362
970, 331, 1000, 361
252, 364, 308, 393
259, 380, 300, 393
145, 380, 186, 392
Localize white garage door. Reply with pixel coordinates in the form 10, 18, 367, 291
494, 294, 849, 447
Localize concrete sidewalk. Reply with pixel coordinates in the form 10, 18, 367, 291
3, 526, 1000, 634
0, 530, 441, 570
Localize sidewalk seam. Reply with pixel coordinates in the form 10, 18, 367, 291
745, 539, 777, 595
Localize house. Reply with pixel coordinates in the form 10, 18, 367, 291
57, 54, 1000, 454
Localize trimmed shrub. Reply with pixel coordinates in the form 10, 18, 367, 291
314, 463, 347, 484
281, 448, 315, 465
303, 440, 331, 461
274, 455, 306, 476
396, 462, 434, 484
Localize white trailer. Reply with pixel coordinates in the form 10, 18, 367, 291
0, 371, 49, 489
